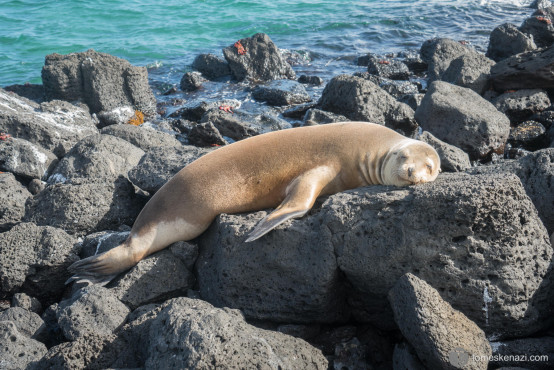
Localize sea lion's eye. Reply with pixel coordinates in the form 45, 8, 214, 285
426, 164, 433, 173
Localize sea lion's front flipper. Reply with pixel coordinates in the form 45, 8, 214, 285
245, 166, 337, 242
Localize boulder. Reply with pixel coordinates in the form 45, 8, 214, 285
520, 9, 554, 48
489, 45, 554, 91
57, 285, 130, 341
0, 88, 98, 157
298, 75, 324, 85
0, 173, 31, 232
128, 145, 211, 194
144, 297, 328, 369
531, 0, 553, 9
420, 38, 480, 81
318, 74, 418, 137
25, 178, 142, 235
0, 307, 44, 339
47, 134, 145, 184
11, 293, 42, 314
419, 131, 471, 172
42, 49, 157, 116
0, 137, 58, 180
379, 80, 419, 98
0, 321, 47, 370
509, 120, 548, 151
486, 23, 537, 62
168, 98, 242, 122
108, 242, 198, 309
100, 123, 181, 151
303, 108, 348, 126
0, 223, 79, 304
441, 53, 495, 94
192, 53, 231, 80
252, 79, 311, 106
95, 106, 135, 127
367, 57, 410, 80
199, 108, 261, 141
187, 121, 228, 147
490, 337, 554, 369
493, 89, 550, 123
180, 71, 206, 92
389, 273, 491, 370
222, 33, 295, 81
415, 81, 510, 160
467, 148, 554, 234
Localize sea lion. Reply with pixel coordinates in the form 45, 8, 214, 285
68, 122, 440, 284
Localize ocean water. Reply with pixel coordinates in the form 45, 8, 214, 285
0, 0, 536, 88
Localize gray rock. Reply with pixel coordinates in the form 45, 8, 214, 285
109, 242, 198, 309
0, 173, 31, 231
101, 123, 181, 151
490, 337, 554, 369
42, 49, 157, 116
419, 131, 471, 172
467, 148, 554, 234
492, 89, 551, 124
531, 0, 553, 9
57, 285, 130, 341
393, 342, 426, 370
95, 105, 135, 127
200, 108, 261, 141
222, 33, 295, 81
187, 121, 229, 147
420, 38, 480, 81
509, 120, 548, 151
389, 273, 491, 370
4, 83, 45, 103
303, 108, 348, 125
487, 23, 537, 62
367, 57, 410, 80
520, 9, 554, 48
128, 145, 211, 193
144, 297, 328, 369
192, 53, 231, 80
48, 134, 145, 184
489, 45, 554, 91
252, 79, 311, 106
441, 53, 495, 94
282, 102, 318, 119
25, 178, 142, 235
0, 307, 44, 339
80, 230, 130, 258
0, 321, 47, 370
318, 74, 418, 137
415, 81, 510, 160
168, 98, 242, 122
11, 293, 42, 314
298, 75, 324, 85
180, 71, 206, 92
0, 137, 58, 180
379, 79, 420, 98
399, 93, 425, 111
27, 179, 46, 195
0, 88, 98, 157
0, 223, 79, 303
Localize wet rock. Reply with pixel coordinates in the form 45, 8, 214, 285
57, 285, 130, 341
318, 74, 418, 137
0, 223, 78, 304
192, 53, 231, 80
252, 79, 311, 106
399, 51, 428, 74
393, 342, 426, 370
187, 121, 228, 147
25, 177, 142, 235
180, 71, 206, 92
0, 321, 47, 370
509, 120, 548, 150
367, 57, 410, 80
420, 38, 480, 81
520, 8, 554, 48
0, 138, 58, 180
168, 98, 241, 121
419, 131, 471, 172
144, 297, 328, 369
389, 273, 491, 370
490, 337, 554, 369
4, 83, 45, 103
128, 145, 211, 194
531, 0, 553, 9
108, 242, 198, 309
47, 134, 145, 184
493, 89, 550, 123
200, 108, 260, 141
0, 307, 44, 339
42, 49, 157, 116
11, 293, 42, 314
197, 210, 349, 323
298, 74, 324, 85
95, 106, 135, 128
0, 173, 31, 231
101, 123, 181, 151
415, 81, 510, 160
0, 89, 98, 157
222, 33, 295, 81
489, 45, 554, 91
467, 148, 554, 234
441, 53, 495, 94
487, 23, 537, 62
303, 108, 348, 125
282, 102, 318, 119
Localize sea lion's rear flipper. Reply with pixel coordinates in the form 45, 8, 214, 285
245, 165, 337, 242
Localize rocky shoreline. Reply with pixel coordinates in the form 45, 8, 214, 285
1, 2, 554, 369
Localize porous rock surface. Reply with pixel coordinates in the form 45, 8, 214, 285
0, 307, 44, 339
101, 123, 182, 151
0, 321, 47, 370
192, 53, 232, 80
0, 137, 58, 180
419, 131, 471, 172
389, 273, 491, 370
441, 53, 495, 94
486, 23, 537, 62
420, 38, 481, 81
492, 89, 551, 124
252, 79, 311, 106
0, 173, 31, 231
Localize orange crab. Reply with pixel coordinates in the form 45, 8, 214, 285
0, 132, 11, 141
459, 40, 469, 45
378, 60, 390, 65
537, 16, 552, 25
219, 105, 234, 114
234, 41, 247, 55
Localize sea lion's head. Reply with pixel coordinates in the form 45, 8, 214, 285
381, 139, 441, 186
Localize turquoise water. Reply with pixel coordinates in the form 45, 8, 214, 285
0, 0, 535, 87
